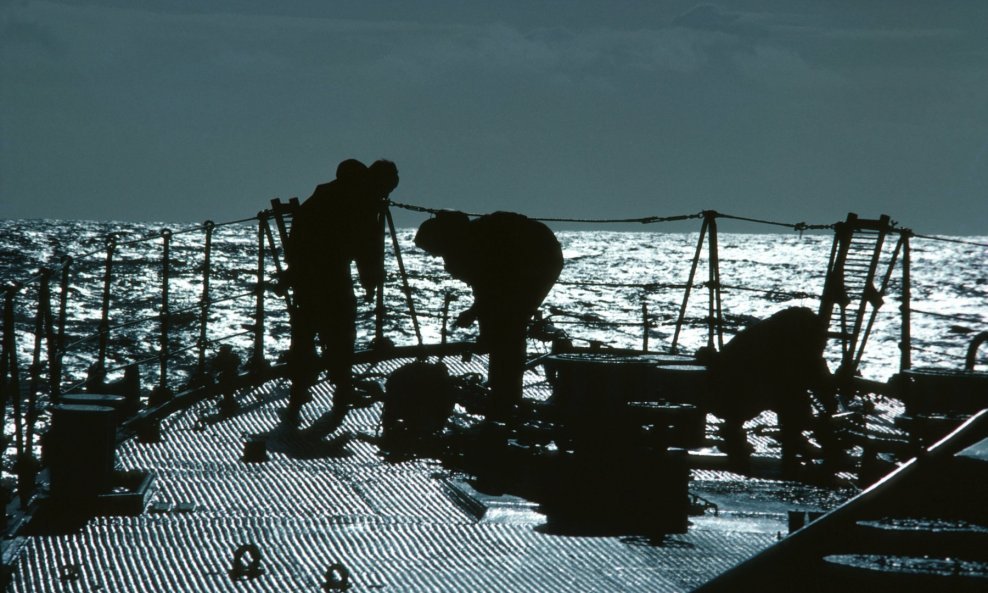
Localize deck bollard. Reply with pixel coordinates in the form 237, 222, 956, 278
787, 510, 806, 533
242, 435, 268, 463
323, 563, 350, 591
47, 404, 117, 500
229, 544, 263, 580
136, 416, 162, 444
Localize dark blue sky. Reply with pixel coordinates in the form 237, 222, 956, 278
2, 1, 987, 234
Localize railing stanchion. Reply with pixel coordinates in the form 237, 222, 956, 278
642, 300, 649, 353
96, 234, 117, 376
26, 270, 54, 475
2, 290, 30, 507
671, 217, 708, 354
385, 206, 423, 346
375, 206, 386, 344
441, 292, 454, 346
0, 291, 12, 432
706, 211, 724, 350
150, 229, 173, 406
196, 221, 215, 378
52, 256, 71, 403
900, 230, 912, 372
160, 229, 171, 388
251, 214, 267, 371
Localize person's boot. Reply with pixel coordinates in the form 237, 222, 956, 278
281, 382, 310, 426
300, 384, 354, 439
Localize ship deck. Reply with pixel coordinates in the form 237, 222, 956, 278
7, 355, 866, 592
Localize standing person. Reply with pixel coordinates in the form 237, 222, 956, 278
415, 210, 563, 422
286, 159, 398, 437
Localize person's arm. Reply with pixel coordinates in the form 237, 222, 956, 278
353, 203, 386, 301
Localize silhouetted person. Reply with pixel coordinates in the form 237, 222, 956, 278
697, 306, 839, 475
415, 210, 563, 422
286, 159, 398, 436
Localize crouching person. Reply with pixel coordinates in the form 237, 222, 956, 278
697, 307, 841, 476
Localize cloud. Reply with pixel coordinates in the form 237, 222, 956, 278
2, 1, 986, 232
732, 44, 842, 89
0, 6, 63, 60
672, 4, 741, 32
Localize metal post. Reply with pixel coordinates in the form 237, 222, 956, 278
671, 217, 708, 354
642, 300, 649, 353
3, 291, 28, 506
900, 231, 912, 371
706, 212, 723, 350
251, 214, 267, 371
261, 215, 293, 311
159, 229, 172, 390
441, 292, 453, 346
1, 289, 17, 429
385, 207, 423, 346
41, 268, 59, 404
375, 207, 386, 344
53, 256, 71, 402
197, 221, 215, 375
27, 270, 52, 465
97, 234, 117, 375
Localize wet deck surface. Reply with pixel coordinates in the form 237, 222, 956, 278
9, 357, 862, 592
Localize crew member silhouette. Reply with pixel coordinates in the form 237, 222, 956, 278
697, 306, 840, 475
415, 210, 563, 422
286, 159, 398, 437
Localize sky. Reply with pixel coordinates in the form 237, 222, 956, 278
2, 1, 987, 234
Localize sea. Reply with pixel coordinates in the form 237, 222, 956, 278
1, 217, 986, 403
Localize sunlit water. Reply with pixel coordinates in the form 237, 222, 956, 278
1, 219, 986, 398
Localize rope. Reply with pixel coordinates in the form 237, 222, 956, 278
212, 216, 260, 229
90, 216, 262, 249
389, 201, 703, 225
555, 279, 689, 291
57, 290, 257, 356
911, 233, 988, 249
391, 201, 844, 231
101, 329, 255, 375
717, 283, 818, 300
908, 308, 984, 324
536, 213, 702, 224
714, 212, 836, 232
550, 318, 652, 328
0, 216, 267, 296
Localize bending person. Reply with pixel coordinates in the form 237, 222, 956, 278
415, 210, 563, 422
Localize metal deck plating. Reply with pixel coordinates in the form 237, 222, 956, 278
8, 356, 854, 593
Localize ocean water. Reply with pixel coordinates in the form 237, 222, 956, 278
0, 218, 986, 400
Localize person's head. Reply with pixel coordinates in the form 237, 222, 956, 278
368, 159, 399, 196
336, 159, 368, 183
414, 210, 470, 256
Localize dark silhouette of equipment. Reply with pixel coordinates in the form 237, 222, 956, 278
380, 361, 456, 447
